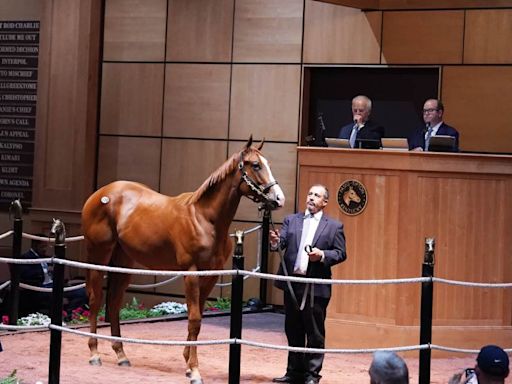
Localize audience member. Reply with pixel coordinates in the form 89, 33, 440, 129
18, 237, 88, 317
338, 95, 384, 148
369, 351, 409, 384
449, 345, 509, 384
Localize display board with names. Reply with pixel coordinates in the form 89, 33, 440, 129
0, 20, 39, 210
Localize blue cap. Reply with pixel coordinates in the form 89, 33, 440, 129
477, 345, 509, 378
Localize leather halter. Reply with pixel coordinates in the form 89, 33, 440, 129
238, 151, 279, 209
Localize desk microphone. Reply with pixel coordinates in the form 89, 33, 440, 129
305, 245, 313, 253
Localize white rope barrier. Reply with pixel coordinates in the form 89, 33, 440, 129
431, 344, 512, 354
52, 258, 238, 277
229, 225, 261, 237
215, 266, 260, 288
0, 256, 53, 265
22, 232, 84, 242
128, 276, 181, 289
48, 324, 234, 346
238, 339, 430, 354
0, 323, 49, 331
17, 282, 86, 293
240, 270, 432, 285
432, 277, 512, 288
0, 280, 10, 290
0, 230, 13, 240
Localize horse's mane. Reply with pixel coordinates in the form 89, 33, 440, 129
183, 150, 243, 204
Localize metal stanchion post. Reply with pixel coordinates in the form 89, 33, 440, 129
8, 199, 23, 325
48, 219, 66, 384
419, 237, 435, 384
259, 208, 270, 306
229, 230, 245, 384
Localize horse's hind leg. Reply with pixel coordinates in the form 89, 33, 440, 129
183, 275, 218, 384
106, 270, 132, 366
87, 267, 105, 365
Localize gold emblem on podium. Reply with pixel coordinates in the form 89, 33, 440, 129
337, 180, 367, 216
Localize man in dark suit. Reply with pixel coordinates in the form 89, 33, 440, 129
270, 184, 347, 384
338, 95, 384, 148
18, 237, 88, 317
410, 98, 459, 152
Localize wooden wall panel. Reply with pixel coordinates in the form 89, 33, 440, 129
228, 141, 297, 223
442, 66, 512, 153
32, 0, 100, 211
166, 0, 234, 62
230, 64, 301, 142
303, 0, 382, 64
103, 0, 166, 61
100, 63, 164, 136
381, 11, 464, 64
96, 136, 162, 190
0, 0, 41, 19
163, 64, 230, 139
379, 0, 512, 10
160, 139, 228, 197
232, 0, 303, 63
418, 176, 509, 324
464, 10, 512, 64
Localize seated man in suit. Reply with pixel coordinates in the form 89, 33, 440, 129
410, 98, 459, 152
338, 95, 384, 148
18, 237, 88, 317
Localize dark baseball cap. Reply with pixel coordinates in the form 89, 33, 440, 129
477, 345, 510, 377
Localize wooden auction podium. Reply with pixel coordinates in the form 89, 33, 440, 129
297, 147, 512, 352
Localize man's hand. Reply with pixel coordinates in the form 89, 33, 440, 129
307, 247, 324, 262
269, 229, 280, 249
447, 371, 463, 384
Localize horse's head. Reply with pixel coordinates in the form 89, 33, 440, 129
237, 136, 285, 210
343, 187, 361, 206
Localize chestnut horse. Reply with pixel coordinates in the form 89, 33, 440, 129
81, 137, 285, 383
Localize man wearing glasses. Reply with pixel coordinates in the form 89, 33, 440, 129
411, 98, 459, 151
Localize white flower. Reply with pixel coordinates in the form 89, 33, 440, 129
150, 301, 187, 315
17, 312, 51, 326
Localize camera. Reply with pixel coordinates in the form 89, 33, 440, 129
464, 368, 477, 384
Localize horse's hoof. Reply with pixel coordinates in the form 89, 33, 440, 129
190, 379, 203, 384
118, 359, 131, 367
89, 356, 102, 366
185, 369, 192, 378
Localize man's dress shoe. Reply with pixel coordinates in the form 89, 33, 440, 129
272, 375, 300, 383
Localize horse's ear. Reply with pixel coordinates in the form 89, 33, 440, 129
245, 135, 253, 150
256, 138, 265, 150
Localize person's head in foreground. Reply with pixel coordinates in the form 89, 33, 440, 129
369, 351, 409, 384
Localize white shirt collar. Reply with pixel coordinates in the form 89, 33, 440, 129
426, 121, 443, 137
305, 210, 323, 221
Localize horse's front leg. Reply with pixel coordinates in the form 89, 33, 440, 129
183, 274, 204, 384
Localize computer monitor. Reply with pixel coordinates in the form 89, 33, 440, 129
381, 138, 409, 151
355, 138, 381, 150
325, 138, 351, 148
428, 135, 456, 152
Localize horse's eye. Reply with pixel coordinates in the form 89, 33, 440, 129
251, 161, 261, 171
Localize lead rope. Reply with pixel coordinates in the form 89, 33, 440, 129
268, 214, 311, 311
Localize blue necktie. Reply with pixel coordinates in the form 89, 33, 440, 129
425, 126, 433, 151
349, 125, 358, 148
